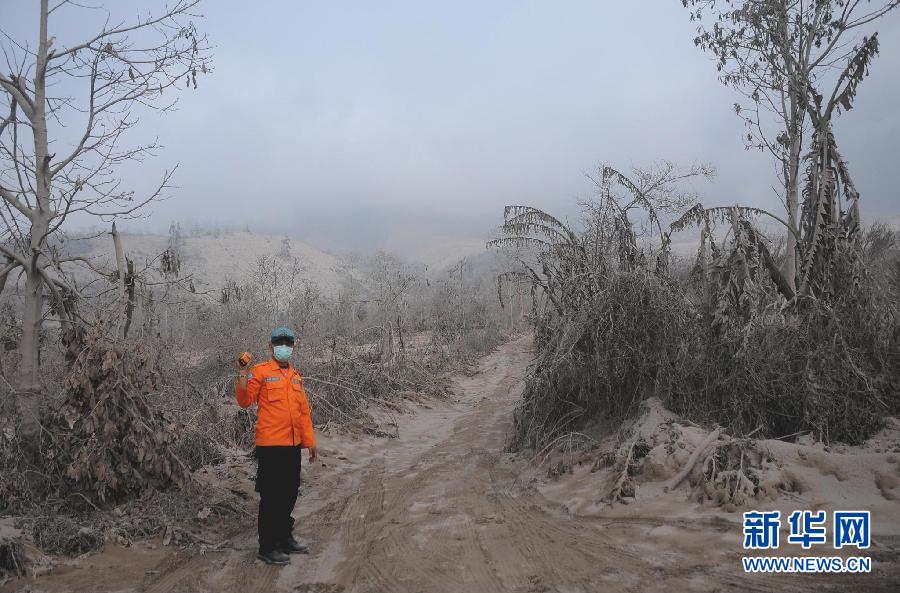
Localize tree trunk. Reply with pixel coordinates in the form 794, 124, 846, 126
778, 5, 804, 298
16, 0, 51, 456
17, 263, 44, 451
381, 310, 394, 362
124, 259, 136, 338
111, 222, 128, 338
396, 313, 405, 353
699, 221, 711, 307
782, 132, 802, 294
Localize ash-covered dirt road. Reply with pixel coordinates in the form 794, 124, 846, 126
15, 336, 897, 592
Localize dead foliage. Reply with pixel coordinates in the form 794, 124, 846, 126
46, 319, 189, 504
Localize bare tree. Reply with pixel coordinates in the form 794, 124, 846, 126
681, 0, 899, 293
0, 0, 210, 452
365, 252, 419, 361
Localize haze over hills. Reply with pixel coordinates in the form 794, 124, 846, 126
72, 227, 499, 298
77, 230, 346, 297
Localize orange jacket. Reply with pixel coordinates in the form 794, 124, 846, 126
236, 359, 316, 448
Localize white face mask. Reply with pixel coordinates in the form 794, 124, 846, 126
273, 345, 293, 362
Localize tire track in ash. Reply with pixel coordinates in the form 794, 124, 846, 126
333, 459, 387, 591
333, 443, 500, 592
141, 525, 253, 593
323, 339, 536, 592
477, 441, 622, 590
451, 376, 621, 592
334, 452, 449, 590
144, 541, 280, 593
310, 342, 528, 591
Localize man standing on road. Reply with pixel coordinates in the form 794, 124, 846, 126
236, 326, 318, 566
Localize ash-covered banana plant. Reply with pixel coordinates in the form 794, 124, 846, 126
490, 163, 712, 450
682, 0, 896, 300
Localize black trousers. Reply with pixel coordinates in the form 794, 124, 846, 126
255, 445, 302, 552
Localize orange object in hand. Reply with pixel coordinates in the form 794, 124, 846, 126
238, 352, 252, 367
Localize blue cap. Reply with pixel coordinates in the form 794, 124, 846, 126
271, 326, 296, 343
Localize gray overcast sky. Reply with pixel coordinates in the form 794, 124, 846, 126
3, 1, 900, 252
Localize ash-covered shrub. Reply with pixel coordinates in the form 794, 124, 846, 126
496, 164, 900, 451
32, 516, 104, 556
302, 344, 438, 427
668, 286, 899, 444
511, 271, 695, 451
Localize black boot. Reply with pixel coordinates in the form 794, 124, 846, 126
280, 536, 309, 554
257, 548, 290, 565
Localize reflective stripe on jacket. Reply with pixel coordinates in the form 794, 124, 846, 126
236, 359, 316, 447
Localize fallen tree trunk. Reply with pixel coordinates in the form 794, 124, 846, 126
664, 427, 722, 493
